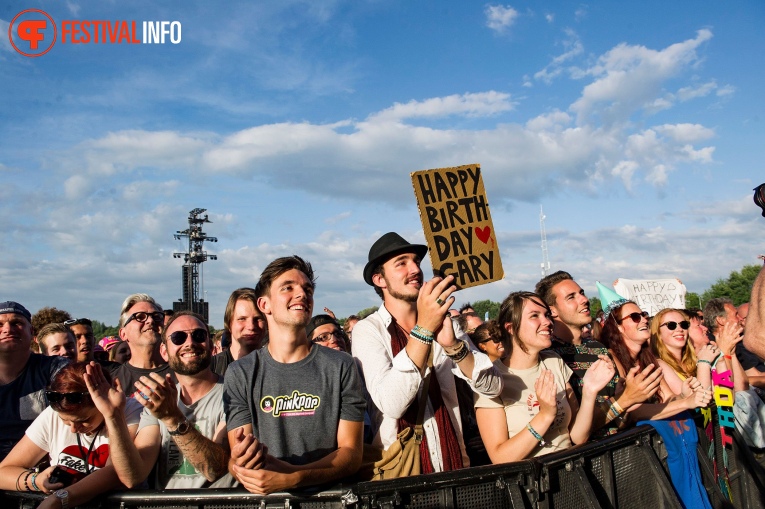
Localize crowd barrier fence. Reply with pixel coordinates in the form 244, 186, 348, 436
3, 415, 764, 509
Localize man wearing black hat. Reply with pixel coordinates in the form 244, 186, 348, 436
352, 232, 502, 473
0, 301, 68, 461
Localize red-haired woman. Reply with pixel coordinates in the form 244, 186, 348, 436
0, 362, 141, 508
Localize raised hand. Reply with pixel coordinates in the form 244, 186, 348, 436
535, 369, 558, 418
697, 343, 719, 363
134, 373, 181, 422
416, 275, 456, 333
83, 361, 125, 420
617, 363, 663, 407
715, 320, 744, 356
582, 356, 616, 396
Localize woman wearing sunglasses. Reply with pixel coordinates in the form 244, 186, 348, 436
597, 284, 712, 421
650, 308, 718, 396
475, 292, 615, 463
0, 362, 142, 508
468, 321, 505, 363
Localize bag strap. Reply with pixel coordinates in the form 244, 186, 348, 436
414, 348, 434, 427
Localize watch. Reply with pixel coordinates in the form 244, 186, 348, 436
54, 489, 69, 509
168, 419, 191, 436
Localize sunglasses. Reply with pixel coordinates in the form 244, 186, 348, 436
46, 391, 91, 406
313, 331, 345, 343
660, 321, 690, 331
168, 328, 208, 346
479, 337, 503, 345
617, 311, 649, 324
64, 318, 92, 327
124, 311, 164, 327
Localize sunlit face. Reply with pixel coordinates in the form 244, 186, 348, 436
515, 298, 553, 353
375, 253, 423, 303
658, 311, 689, 353
477, 335, 505, 362
259, 269, 314, 329
229, 299, 266, 350
688, 316, 709, 351
119, 301, 162, 347
165, 315, 211, 376
43, 332, 77, 360
0, 313, 33, 353
721, 303, 741, 327
617, 303, 650, 346
111, 341, 131, 364
58, 405, 104, 435
311, 323, 346, 351
70, 324, 96, 363
551, 279, 591, 328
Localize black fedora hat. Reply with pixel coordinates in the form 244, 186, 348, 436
363, 232, 428, 286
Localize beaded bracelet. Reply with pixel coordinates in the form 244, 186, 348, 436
17, 469, 30, 491
409, 332, 433, 345
412, 325, 434, 338
446, 341, 469, 363
23, 470, 33, 492
526, 423, 546, 446
697, 359, 712, 366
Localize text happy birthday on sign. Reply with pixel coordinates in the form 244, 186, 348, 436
411, 164, 504, 290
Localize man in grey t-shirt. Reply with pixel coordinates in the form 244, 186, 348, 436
110, 311, 232, 488
225, 256, 365, 495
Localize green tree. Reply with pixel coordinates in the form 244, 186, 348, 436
589, 297, 602, 318
685, 292, 703, 310
471, 299, 501, 320
701, 264, 760, 306
92, 320, 119, 339
357, 307, 379, 319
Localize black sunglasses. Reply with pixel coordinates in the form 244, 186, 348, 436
124, 311, 164, 327
46, 391, 90, 406
168, 329, 208, 346
479, 337, 503, 345
660, 321, 690, 331
616, 311, 649, 324
64, 318, 92, 327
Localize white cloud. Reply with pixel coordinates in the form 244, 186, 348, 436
485, 5, 519, 33
545, 13, 554, 23
534, 29, 584, 84
370, 91, 515, 122
677, 81, 717, 101
0, 19, 12, 54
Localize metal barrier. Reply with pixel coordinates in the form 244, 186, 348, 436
3, 421, 764, 509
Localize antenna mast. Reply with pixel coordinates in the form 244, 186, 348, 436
540, 205, 550, 276
173, 208, 218, 323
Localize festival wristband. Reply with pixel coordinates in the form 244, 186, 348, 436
526, 423, 546, 446
697, 359, 712, 366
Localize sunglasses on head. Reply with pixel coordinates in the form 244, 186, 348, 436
46, 391, 90, 406
124, 311, 164, 327
617, 311, 649, 324
660, 320, 690, 331
168, 329, 208, 346
64, 318, 92, 327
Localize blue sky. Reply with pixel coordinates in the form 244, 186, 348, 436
2, 0, 763, 328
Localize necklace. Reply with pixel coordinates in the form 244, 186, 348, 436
75, 423, 104, 475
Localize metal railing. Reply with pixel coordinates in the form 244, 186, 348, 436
4, 416, 764, 509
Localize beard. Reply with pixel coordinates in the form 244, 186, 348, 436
384, 275, 421, 303
169, 348, 211, 376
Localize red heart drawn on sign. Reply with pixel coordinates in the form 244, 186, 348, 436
475, 226, 491, 244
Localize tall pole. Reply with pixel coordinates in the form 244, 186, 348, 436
540, 205, 550, 276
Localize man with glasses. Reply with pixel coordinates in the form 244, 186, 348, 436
536, 272, 661, 436
306, 314, 348, 352
0, 301, 68, 461
109, 311, 233, 489
211, 288, 267, 376
225, 256, 365, 494
111, 293, 174, 398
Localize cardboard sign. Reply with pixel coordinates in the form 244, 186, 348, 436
411, 163, 504, 289
613, 278, 686, 316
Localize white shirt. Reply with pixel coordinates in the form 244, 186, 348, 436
351, 303, 502, 471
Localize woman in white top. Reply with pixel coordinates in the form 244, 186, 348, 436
475, 291, 614, 462
0, 362, 141, 509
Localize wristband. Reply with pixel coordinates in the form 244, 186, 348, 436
409, 332, 433, 345
20, 470, 32, 492
697, 359, 712, 366
526, 423, 546, 446
30, 472, 40, 492
446, 341, 469, 363
723, 355, 732, 360
412, 325, 434, 338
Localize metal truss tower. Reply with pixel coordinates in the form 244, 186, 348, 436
173, 208, 217, 323
540, 205, 551, 276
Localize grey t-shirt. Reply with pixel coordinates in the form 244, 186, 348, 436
138, 379, 234, 489
224, 344, 365, 465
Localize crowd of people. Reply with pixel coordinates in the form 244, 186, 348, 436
1, 231, 763, 508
